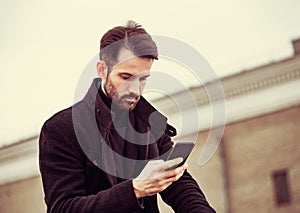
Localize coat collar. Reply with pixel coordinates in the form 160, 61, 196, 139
83, 78, 176, 137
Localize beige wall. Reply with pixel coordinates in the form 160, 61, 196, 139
222, 105, 300, 213
0, 176, 46, 213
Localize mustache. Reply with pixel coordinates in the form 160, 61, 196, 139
120, 93, 140, 100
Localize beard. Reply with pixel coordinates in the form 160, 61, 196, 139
104, 76, 140, 111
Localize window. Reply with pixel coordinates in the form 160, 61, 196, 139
272, 169, 291, 206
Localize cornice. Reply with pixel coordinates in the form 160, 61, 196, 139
0, 136, 38, 165
0, 136, 39, 186
223, 67, 300, 100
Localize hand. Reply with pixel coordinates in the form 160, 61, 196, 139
132, 158, 188, 199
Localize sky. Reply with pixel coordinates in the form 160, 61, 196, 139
1, 0, 300, 147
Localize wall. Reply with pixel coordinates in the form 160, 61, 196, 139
0, 176, 46, 213
223, 105, 300, 213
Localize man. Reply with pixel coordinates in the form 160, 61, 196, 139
39, 20, 216, 213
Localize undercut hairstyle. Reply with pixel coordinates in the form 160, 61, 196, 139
99, 20, 158, 72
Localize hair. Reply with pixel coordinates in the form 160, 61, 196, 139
99, 20, 158, 72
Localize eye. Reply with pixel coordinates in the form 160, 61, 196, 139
120, 73, 131, 80
140, 75, 150, 81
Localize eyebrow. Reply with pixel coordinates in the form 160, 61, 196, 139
119, 72, 150, 78
119, 72, 132, 76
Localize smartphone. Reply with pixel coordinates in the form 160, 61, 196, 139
165, 142, 195, 171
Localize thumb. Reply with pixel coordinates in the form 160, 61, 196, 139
136, 160, 164, 180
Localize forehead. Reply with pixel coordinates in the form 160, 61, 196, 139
111, 49, 153, 75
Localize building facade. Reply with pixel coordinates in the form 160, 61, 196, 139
1, 38, 300, 213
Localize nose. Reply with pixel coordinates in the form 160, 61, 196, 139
128, 79, 140, 96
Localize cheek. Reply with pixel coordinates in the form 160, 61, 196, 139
139, 81, 147, 91
108, 76, 124, 91
112, 80, 131, 97
111, 78, 122, 88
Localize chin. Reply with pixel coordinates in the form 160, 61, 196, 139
118, 99, 139, 111
125, 103, 137, 111
113, 102, 136, 112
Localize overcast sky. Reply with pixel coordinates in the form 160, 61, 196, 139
1, 0, 300, 146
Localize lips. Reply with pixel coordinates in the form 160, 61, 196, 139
113, 94, 140, 110
125, 98, 136, 104
123, 97, 140, 110
122, 94, 139, 103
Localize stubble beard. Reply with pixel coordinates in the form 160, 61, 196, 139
104, 77, 139, 111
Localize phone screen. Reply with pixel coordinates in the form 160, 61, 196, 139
165, 142, 195, 171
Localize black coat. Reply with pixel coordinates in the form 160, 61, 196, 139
39, 78, 215, 213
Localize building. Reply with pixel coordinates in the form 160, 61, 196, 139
1, 38, 300, 213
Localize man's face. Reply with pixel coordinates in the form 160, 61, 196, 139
104, 50, 153, 111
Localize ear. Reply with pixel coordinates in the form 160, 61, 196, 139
96, 61, 108, 79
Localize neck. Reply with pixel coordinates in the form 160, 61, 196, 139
99, 82, 129, 116
101, 81, 108, 97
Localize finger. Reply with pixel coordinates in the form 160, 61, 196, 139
161, 163, 187, 179
147, 160, 164, 166
153, 173, 183, 187
161, 157, 183, 171
176, 169, 185, 180
145, 160, 164, 171
136, 160, 165, 180
146, 170, 186, 195
177, 162, 188, 171
142, 178, 174, 195
150, 179, 174, 193
146, 182, 173, 195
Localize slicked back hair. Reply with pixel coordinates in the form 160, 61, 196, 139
99, 20, 158, 72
